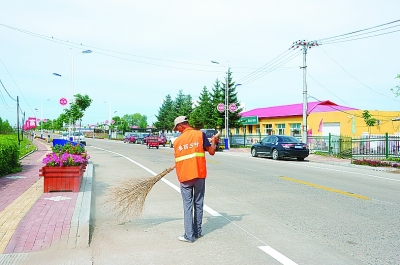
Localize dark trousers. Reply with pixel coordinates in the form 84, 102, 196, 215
180, 178, 205, 241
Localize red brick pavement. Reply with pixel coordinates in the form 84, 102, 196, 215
0, 138, 87, 254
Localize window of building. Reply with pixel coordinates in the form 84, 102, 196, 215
264, 124, 273, 135
290, 123, 301, 137
276, 124, 285, 135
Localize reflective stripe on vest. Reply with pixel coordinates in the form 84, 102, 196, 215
175, 152, 205, 162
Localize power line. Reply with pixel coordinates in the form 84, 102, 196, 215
319, 46, 400, 103
316, 19, 400, 44
237, 49, 302, 85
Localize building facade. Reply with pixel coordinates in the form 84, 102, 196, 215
239, 100, 400, 138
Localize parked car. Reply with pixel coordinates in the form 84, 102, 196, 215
72, 131, 86, 145
250, 135, 309, 161
60, 132, 69, 140
169, 132, 182, 148
124, 133, 138, 144
158, 135, 166, 147
200, 129, 220, 150
136, 133, 150, 144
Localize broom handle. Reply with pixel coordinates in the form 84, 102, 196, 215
210, 132, 221, 142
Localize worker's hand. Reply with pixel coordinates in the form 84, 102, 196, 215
209, 132, 220, 145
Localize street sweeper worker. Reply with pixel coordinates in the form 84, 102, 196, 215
173, 115, 217, 243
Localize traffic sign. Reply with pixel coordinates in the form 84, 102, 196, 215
59, 98, 68, 106
217, 103, 225, 112
229, 103, 237, 113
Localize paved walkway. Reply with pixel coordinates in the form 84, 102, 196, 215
0, 138, 92, 264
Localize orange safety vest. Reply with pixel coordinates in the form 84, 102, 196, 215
174, 127, 207, 183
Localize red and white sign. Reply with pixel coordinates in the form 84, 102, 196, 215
111, 120, 115, 125
229, 103, 237, 113
217, 103, 225, 112
59, 98, 68, 106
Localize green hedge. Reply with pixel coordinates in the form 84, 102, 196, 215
0, 135, 22, 176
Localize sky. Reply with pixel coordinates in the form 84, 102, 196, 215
1, 0, 400, 128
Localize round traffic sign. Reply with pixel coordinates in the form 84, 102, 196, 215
229, 103, 237, 112
217, 103, 225, 112
59, 98, 68, 106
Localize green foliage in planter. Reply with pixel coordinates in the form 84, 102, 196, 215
52, 142, 85, 155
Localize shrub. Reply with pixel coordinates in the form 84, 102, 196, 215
352, 159, 399, 168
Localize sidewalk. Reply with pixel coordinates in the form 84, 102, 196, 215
0, 139, 93, 264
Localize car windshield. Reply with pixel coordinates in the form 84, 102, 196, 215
73, 132, 83, 136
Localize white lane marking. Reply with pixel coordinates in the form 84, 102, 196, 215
90, 146, 297, 264
258, 246, 298, 265
221, 152, 400, 183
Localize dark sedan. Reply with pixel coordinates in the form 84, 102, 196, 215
251, 135, 309, 161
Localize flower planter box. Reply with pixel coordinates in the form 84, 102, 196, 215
39, 165, 85, 193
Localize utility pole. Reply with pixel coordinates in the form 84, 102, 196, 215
290, 40, 319, 143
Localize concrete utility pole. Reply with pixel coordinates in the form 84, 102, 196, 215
290, 40, 319, 144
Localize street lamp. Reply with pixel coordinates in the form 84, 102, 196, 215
71, 49, 92, 100
104, 101, 114, 139
54, 49, 91, 138
212, 60, 230, 149
40, 99, 50, 138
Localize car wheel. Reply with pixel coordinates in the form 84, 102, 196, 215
297, 157, 305, 161
251, 148, 258, 157
170, 142, 173, 148
272, 149, 280, 160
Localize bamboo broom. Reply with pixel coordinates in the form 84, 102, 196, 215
108, 132, 220, 219
107, 165, 176, 219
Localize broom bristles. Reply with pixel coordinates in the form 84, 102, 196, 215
107, 165, 175, 219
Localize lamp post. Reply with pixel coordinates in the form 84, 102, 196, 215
211, 60, 231, 149
40, 99, 50, 138
54, 49, 91, 138
104, 102, 115, 139
71, 49, 92, 100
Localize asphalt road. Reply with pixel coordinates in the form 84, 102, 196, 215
85, 138, 400, 265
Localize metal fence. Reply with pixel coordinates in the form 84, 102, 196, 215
229, 132, 400, 160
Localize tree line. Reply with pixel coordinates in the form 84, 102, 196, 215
154, 69, 243, 132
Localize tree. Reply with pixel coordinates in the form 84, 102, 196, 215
0, 118, 13, 134
362, 110, 377, 134
173, 90, 193, 119
220, 68, 244, 131
390, 74, 400, 96
210, 79, 224, 129
61, 94, 93, 131
138, 115, 148, 128
191, 86, 215, 129
154, 94, 175, 131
